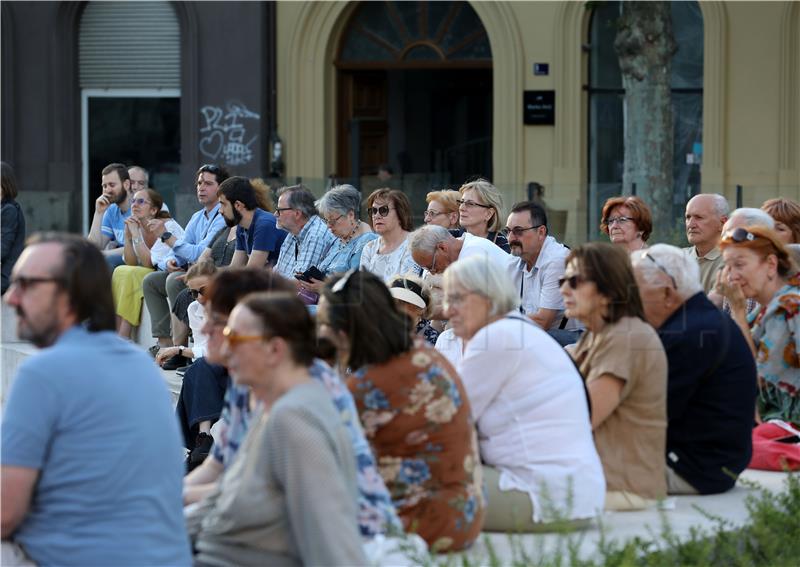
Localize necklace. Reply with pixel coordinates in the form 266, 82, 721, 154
340, 222, 359, 246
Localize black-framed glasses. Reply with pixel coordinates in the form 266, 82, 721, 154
274, 207, 294, 216
188, 286, 207, 300
10, 276, 63, 292
130, 198, 152, 206
503, 225, 543, 237
558, 275, 586, 289
727, 227, 758, 243
368, 205, 393, 217
457, 199, 492, 209
644, 252, 677, 289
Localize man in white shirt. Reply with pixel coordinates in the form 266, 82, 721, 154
409, 224, 512, 275
505, 201, 582, 345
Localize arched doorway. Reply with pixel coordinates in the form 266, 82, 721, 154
335, 1, 492, 215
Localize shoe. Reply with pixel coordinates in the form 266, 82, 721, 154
148, 344, 161, 358
187, 432, 214, 472
162, 354, 191, 371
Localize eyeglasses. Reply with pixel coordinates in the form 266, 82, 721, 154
443, 291, 481, 310
368, 205, 393, 217
9, 275, 63, 292
604, 216, 633, 226
644, 252, 677, 289
423, 210, 447, 219
222, 326, 269, 346
130, 198, 152, 206
130, 180, 147, 188
727, 227, 758, 243
325, 213, 344, 226
558, 275, 586, 289
188, 286, 207, 300
274, 207, 294, 216
457, 199, 492, 209
503, 225, 543, 237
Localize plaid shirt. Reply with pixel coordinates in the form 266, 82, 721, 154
273, 215, 336, 279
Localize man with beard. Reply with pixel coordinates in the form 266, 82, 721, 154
219, 176, 287, 268
1, 233, 190, 566
142, 164, 229, 360
506, 201, 583, 345
87, 163, 132, 267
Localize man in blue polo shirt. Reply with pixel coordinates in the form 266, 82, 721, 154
2, 233, 190, 566
87, 162, 132, 269
632, 244, 757, 495
218, 176, 287, 267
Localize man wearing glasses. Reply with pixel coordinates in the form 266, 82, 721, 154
505, 201, 583, 346
272, 184, 335, 279
143, 164, 229, 358
631, 244, 756, 496
408, 223, 512, 276
2, 233, 190, 566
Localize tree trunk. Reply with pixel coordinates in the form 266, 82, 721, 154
614, 1, 677, 240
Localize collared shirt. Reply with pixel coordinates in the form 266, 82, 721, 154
513, 235, 581, 331
100, 204, 131, 245
683, 244, 724, 294
170, 203, 226, 266
273, 215, 336, 279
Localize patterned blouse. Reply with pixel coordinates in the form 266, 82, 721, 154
748, 274, 800, 424
347, 348, 484, 552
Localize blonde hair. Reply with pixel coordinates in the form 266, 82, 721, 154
250, 178, 275, 212
458, 179, 504, 232
425, 190, 460, 214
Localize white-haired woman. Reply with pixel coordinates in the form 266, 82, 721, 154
443, 255, 605, 531
457, 179, 510, 252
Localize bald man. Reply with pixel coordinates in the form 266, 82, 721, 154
683, 193, 729, 294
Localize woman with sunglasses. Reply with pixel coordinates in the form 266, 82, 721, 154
599, 196, 652, 252
560, 242, 668, 510
442, 255, 605, 531
719, 226, 800, 425
457, 179, 510, 252
111, 189, 184, 339
291, 185, 377, 299
188, 292, 368, 566
360, 188, 421, 282
318, 270, 484, 553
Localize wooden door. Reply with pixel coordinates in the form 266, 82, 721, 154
337, 71, 388, 180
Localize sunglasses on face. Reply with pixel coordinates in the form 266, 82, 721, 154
131, 198, 152, 206
369, 205, 393, 218
558, 275, 586, 289
188, 286, 207, 300
222, 326, 269, 346
457, 199, 492, 209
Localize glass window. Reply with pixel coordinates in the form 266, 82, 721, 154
587, 1, 703, 241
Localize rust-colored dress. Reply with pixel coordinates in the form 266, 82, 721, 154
347, 347, 484, 552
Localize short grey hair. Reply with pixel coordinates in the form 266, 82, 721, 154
725, 207, 775, 231
276, 184, 318, 219
408, 224, 452, 255
443, 255, 519, 316
630, 244, 702, 300
708, 193, 730, 218
316, 184, 361, 220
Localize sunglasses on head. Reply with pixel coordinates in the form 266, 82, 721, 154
188, 286, 207, 300
199, 164, 221, 174
558, 275, 586, 289
369, 205, 393, 217
727, 227, 758, 243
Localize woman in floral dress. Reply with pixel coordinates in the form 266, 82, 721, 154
317, 270, 484, 552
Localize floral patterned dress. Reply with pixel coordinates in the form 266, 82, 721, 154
347, 348, 485, 552
748, 274, 800, 425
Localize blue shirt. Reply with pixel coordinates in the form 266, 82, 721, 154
100, 204, 131, 245
235, 208, 288, 266
1, 326, 191, 566
318, 232, 379, 275
170, 203, 226, 267
274, 215, 337, 279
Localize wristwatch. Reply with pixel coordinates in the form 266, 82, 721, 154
160, 231, 173, 243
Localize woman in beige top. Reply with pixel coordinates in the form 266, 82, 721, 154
188, 292, 366, 566
560, 242, 668, 510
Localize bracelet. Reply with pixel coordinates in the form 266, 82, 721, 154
133, 238, 142, 245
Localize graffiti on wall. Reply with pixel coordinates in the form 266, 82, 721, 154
199, 101, 260, 166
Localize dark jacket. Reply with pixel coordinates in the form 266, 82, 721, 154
658, 292, 757, 494
1, 199, 26, 294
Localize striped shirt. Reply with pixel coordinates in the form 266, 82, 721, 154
273, 215, 336, 279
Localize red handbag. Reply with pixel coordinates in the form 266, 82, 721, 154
748, 420, 800, 471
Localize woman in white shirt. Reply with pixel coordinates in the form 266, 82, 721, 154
359, 188, 421, 281
111, 189, 184, 338
442, 255, 605, 530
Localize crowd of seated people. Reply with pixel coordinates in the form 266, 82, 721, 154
4, 160, 800, 565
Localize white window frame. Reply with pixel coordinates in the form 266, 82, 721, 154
81, 88, 180, 234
